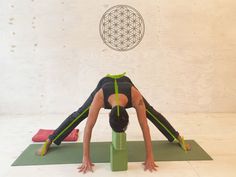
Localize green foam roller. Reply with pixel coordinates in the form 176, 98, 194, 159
110, 144, 128, 171
112, 130, 127, 150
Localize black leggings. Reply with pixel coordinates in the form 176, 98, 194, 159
49, 77, 179, 145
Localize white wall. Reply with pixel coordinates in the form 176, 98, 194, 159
0, 0, 236, 115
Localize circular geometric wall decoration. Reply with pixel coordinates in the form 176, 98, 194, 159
99, 5, 145, 51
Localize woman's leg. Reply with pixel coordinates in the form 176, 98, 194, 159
36, 77, 105, 156
142, 97, 191, 151
48, 96, 92, 145
48, 77, 105, 145
123, 76, 190, 150
142, 97, 179, 142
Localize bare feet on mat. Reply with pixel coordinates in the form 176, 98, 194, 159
35, 139, 52, 156
177, 135, 191, 151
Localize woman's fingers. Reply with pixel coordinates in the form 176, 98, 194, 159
78, 165, 85, 172
78, 164, 94, 173
79, 165, 88, 174
143, 161, 158, 172
154, 163, 159, 167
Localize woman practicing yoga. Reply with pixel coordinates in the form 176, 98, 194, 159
36, 72, 191, 173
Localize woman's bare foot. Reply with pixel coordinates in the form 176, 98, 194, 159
177, 135, 191, 151
35, 139, 52, 156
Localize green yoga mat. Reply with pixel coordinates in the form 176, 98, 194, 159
12, 140, 212, 166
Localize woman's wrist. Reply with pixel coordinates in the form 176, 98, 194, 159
146, 153, 154, 161
82, 154, 90, 161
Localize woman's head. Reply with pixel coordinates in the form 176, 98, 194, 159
109, 106, 129, 132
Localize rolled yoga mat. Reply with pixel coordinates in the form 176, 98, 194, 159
12, 140, 212, 166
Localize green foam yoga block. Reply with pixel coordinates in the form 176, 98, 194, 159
110, 144, 128, 171
112, 131, 127, 150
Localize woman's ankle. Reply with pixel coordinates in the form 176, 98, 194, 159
46, 139, 52, 144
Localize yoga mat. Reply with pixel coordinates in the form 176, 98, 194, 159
12, 140, 212, 166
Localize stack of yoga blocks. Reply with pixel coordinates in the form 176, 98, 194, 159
110, 130, 128, 171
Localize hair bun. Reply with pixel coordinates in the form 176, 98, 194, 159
109, 106, 129, 132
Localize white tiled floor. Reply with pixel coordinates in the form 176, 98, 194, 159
0, 113, 236, 177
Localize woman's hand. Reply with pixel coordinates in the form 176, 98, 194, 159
142, 157, 158, 172
78, 157, 94, 174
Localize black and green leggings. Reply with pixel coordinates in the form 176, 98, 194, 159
48, 76, 179, 145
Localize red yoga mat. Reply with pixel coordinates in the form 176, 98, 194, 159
32, 129, 79, 142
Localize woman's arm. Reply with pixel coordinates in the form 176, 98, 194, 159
132, 87, 158, 172
78, 89, 103, 173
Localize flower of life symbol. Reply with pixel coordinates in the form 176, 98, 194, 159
99, 5, 145, 51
